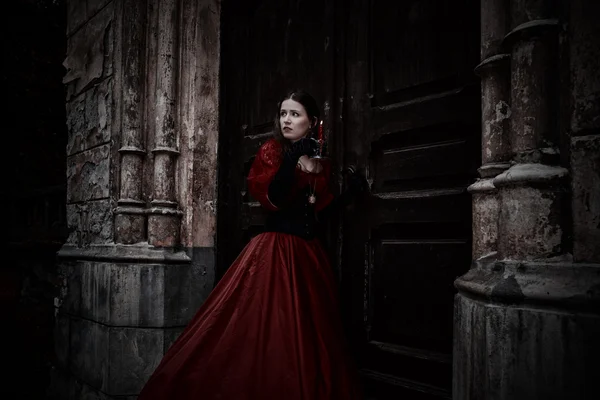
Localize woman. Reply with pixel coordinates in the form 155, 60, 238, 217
138, 90, 365, 400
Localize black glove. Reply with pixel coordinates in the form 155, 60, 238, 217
286, 137, 318, 161
268, 138, 318, 208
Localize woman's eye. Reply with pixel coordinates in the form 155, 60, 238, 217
292, 112, 299, 117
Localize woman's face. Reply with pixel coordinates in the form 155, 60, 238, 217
279, 99, 313, 142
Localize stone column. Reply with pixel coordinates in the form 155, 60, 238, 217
454, 1, 600, 399
53, 1, 221, 398
115, 0, 147, 244
496, 2, 567, 261
148, 0, 183, 247
469, 0, 511, 262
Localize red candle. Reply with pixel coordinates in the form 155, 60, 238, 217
318, 120, 324, 156
318, 120, 323, 141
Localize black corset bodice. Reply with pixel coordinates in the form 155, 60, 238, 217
264, 186, 321, 240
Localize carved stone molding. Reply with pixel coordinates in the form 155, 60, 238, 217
456, 259, 600, 310
57, 243, 191, 264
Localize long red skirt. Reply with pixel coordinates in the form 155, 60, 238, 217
138, 232, 363, 400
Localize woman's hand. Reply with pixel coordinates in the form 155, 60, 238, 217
297, 155, 323, 174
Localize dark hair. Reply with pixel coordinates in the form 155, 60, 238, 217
273, 90, 320, 152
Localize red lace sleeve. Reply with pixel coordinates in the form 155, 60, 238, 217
247, 139, 282, 211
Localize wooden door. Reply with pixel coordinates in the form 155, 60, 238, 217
218, 0, 481, 398
217, 0, 338, 275
341, 0, 480, 398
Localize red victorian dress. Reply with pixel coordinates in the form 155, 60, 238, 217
137, 138, 362, 400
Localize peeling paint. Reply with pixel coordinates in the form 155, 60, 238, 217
204, 200, 215, 213
495, 100, 511, 120
500, 187, 563, 260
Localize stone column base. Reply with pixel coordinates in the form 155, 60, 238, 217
52, 244, 215, 398
453, 260, 600, 400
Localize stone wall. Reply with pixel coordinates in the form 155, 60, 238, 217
454, 1, 600, 399
51, 0, 220, 398
570, 0, 600, 263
